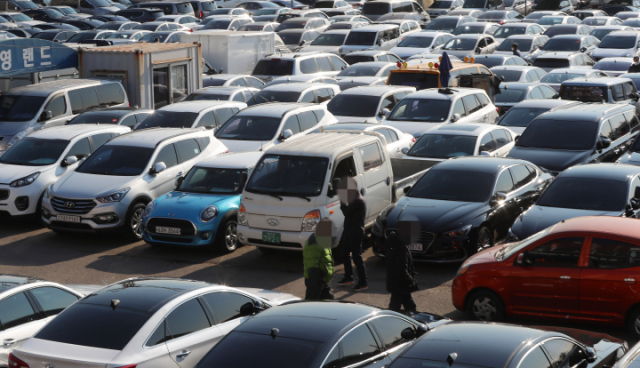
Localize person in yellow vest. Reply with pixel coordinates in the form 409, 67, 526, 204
303, 219, 335, 300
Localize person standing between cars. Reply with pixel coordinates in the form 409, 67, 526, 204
629, 56, 640, 73
386, 221, 419, 313
303, 219, 335, 300
512, 43, 521, 57
337, 177, 368, 292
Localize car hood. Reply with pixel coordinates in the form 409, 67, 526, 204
218, 139, 273, 153
151, 191, 236, 217
618, 150, 640, 164
0, 23, 18, 28
507, 146, 592, 172
52, 172, 137, 199
463, 245, 502, 266
592, 47, 635, 58
384, 121, 445, 137
300, 45, 341, 54
0, 121, 30, 136
0, 163, 53, 184
99, 6, 121, 12
387, 196, 487, 232
389, 46, 430, 59
235, 287, 300, 305
335, 115, 378, 123
511, 205, 620, 238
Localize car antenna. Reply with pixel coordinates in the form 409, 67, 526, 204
111, 299, 120, 310
270, 328, 279, 339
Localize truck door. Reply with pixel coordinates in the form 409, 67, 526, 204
356, 142, 391, 225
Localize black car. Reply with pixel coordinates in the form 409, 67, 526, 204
196, 302, 449, 368
96, 20, 138, 30
66, 107, 153, 128
58, 18, 105, 30
115, 8, 164, 22
372, 157, 553, 262
36, 22, 80, 30
32, 29, 78, 42
508, 103, 639, 174
5, 28, 41, 37
128, 1, 195, 16
22, 9, 69, 23
386, 322, 626, 368
509, 163, 640, 240
600, 4, 640, 15
88, 14, 128, 22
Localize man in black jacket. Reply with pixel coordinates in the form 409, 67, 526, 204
337, 176, 368, 291
629, 56, 640, 73
386, 221, 419, 313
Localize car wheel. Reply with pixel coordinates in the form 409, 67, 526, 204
124, 202, 146, 241
34, 192, 45, 224
476, 226, 494, 253
217, 219, 239, 253
626, 308, 640, 338
467, 290, 505, 322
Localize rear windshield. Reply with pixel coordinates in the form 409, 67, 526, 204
343, 55, 374, 63
205, 20, 231, 29
327, 95, 380, 117
533, 58, 570, 69
248, 90, 300, 105
498, 107, 551, 127
35, 304, 151, 350
538, 177, 628, 211
215, 116, 282, 140
135, 111, 199, 130
277, 21, 306, 30
516, 119, 597, 150
279, 32, 302, 45
497, 38, 532, 51
597, 34, 636, 48
463, 0, 487, 7
538, 16, 564, 25
389, 98, 451, 122
407, 134, 477, 158
185, 93, 229, 101
68, 112, 122, 124
0, 95, 46, 122
493, 26, 526, 39
593, 60, 632, 71
424, 18, 457, 30
387, 71, 440, 90
176, 2, 194, 13
495, 89, 526, 103
398, 36, 433, 47
363, 2, 389, 14
560, 85, 608, 102
583, 17, 608, 26
432, 0, 453, 7
253, 59, 294, 76
542, 38, 581, 51
474, 57, 507, 68
345, 31, 376, 45
338, 64, 383, 77
312, 33, 346, 45
0, 138, 68, 166
491, 69, 523, 82
409, 169, 494, 202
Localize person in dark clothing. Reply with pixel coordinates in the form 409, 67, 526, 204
512, 43, 521, 57
386, 221, 420, 313
336, 176, 368, 292
629, 56, 640, 73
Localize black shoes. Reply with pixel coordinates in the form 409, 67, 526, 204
352, 282, 368, 292
337, 277, 354, 286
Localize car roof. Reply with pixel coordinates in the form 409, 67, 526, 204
510, 99, 580, 109
346, 50, 388, 56
160, 100, 243, 112
77, 278, 212, 313
347, 61, 394, 67
322, 123, 375, 131
491, 65, 538, 71
6, 78, 109, 97
501, 82, 542, 90
547, 67, 597, 74
431, 123, 501, 136
107, 128, 204, 148
432, 156, 531, 174
454, 33, 489, 39
27, 124, 128, 140
476, 54, 514, 60
500, 23, 530, 27
549, 34, 587, 39
0, 274, 45, 294
267, 132, 380, 157
264, 82, 333, 91
536, 103, 633, 122
608, 30, 639, 36
340, 85, 413, 95
562, 76, 630, 85
282, 17, 316, 23
196, 151, 263, 169
351, 24, 399, 31
536, 51, 579, 58
547, 216, 640, 239
238, 102, 315, 117
233, 302, 381, 342
278, 28, 310, 34
406, 87, 483, 101
504, 34, 540, 40
561, 163, 640, 181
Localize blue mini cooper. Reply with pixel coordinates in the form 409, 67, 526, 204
142, 151, 263, 251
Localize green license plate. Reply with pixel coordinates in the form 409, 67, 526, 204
262, 231, 281, 244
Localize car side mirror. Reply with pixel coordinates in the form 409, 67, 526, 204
280, 129, 293, 140
403, 185, 412, 194
40, 110, 52, 122
239, 302, 256, 316
552, 94, 560, 99
491, 191, 507, 206
451, 113, 461, 122
633, 92, 640, 101
580, 46, 586, 52
377, 38, 383, 46
514, 134, 520, 142
533, 45, 539, 50
586, 347, 597, 363
175, 176, 184, 187
401, 147, 409, 155
61, 155, 78, 167
299, 40, 306, 46
400, 327, 416, 340
516, 251, 534, 265
328, 177, 340, 197
601, 136, 611, 149
380, 107, 391, 117
150, 161, 166, 174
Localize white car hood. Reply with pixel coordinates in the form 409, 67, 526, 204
592, 47, 635, 58
300, 45, 341, 54
0, 163, 53, 184
335, 115, 378, 123
385, 121, 445, 137
235, 287, 300, 305
52, 172, 136, 199
619, 151, 640, 164
218, 139, 274, 153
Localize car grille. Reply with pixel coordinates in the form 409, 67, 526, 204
0, 189, 8, 201
51, 197, 97, 214
147, 218, 196, 236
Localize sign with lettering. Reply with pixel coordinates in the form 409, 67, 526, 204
0, 38, 77, 76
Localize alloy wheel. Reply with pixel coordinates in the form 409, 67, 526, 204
225, 222, 238, 251
131, 208, 144, 238
472, 297, 497, 321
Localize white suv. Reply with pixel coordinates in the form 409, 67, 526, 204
251, 52, 349, 81
0, 124, 131, 218
383, 87, 499, 137
41, 128, 228, 239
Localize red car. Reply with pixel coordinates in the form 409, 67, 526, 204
452, 216, 640, 336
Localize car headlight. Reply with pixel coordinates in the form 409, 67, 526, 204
200, 205, 218, 222
96, 188, 130, 203
455, 264, 470, 278
238, 203, 248, 226
627, 53, 632, 57
10, 172, 40, 187
43, 183, 54, 199
143, 200, 155, 217
441, 224, 472, 238
5, 129, 28, 149
301, 209, 320, 232
507, 228, 520, 242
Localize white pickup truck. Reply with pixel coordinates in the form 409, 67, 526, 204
236, 131, 433, 252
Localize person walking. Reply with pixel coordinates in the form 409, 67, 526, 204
303, 219, 335, 300
512, 43, 521, 57
386, 221, 419, 313
336, 177, 368, 292
629, 56, 640, 73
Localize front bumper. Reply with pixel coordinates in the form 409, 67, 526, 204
237, 225, 320, 251
0, 184, 42, 216
143, 216, 221, 247
41, 196, 128, 233
372, 229, 470, 263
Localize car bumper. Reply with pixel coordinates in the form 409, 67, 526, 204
41, 197, 128, 233
142, 216, 221, 247
237, 225, 318, 251
451, 276, 468, 311
0, 184, 43, 216
372, 230, 470, 263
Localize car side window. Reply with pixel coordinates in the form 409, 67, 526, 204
381, 95, 396, 112
44, 94, 67, 119
600, 120, 614, 140
509, 164, 534, 189
494, 170, 514, 193
29, 287, 79, 317
453, 99, 466, 117
330, 55, 348, 71
300, 91, 316, 103
202, 292, 255, 324
360, 143, 383, 171
375, 128, 393, 145
462, 94, 481, 114
613, 84, 625, 101
609, 114, 630, 140
231, 78, 247, 87
96, 83, 125, 106
540, 86, 556, 99
283, 114, 301, 134
530, 87, 543, 99
339, 324, 380, 367
120, 115, 137, 128
197, 111, 217, 128
519, 347, 552, 368
246, 77, 264, 88
625, 111, 640, 131
527, 238, 585, 267
624, 82, 636, 99
298, 110, 318, 131
476, 93, 490, 107
165, 298, 211, 340
370, 316, 415, 350
0, 293, 39, 329
300, 58, 319, 74
90, 133, 113, 150
154, 144, 179, 168
68, 87, 99, 114
233, 92, 245, 102
543, 339, 586, 368
175, 139, 202, 163
492, 129, 511, 148
216, 108, 235, 126
314, 88, 332, 103
589, 237, 640, 269
479, 133, 496, 153
525, 71, 535, 83
67, 137, 92, 159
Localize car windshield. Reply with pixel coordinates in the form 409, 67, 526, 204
76, 145, 154, 176
407, 134, 477, 158
425, 18, 457, 30
107, 32, 133, 39
59, 6, 78, 13
538, 177, 628, 211
560, 85, 608, 102
277, 21, 306, 30
495, 89, 526, 102
494, 227, 553, 261
497, 38, 532, 51
33, 32, 57, 40
246, 154, 329, 197
311, 33, 346, 45
0, 138, 68, 166
316, 1, 336, 6
474, 57, 507, 67
140, 32, 171, 42
239, 24, 266, 31
516, 119, 597, 150
363, 2, 389, 14
452, 25, 486, 35
178, 167, 247, 194
327, 95, 380, 116
533, 58, 570, 68
432, 0, 453, 7
135, 111, 199, 129
493, 26, 526, 38
540, 72, 583, 83
345, 31, 376, 45
338, 64, 383, 76
538, 16, 564, 25
215, 116, 281, 140
184, 92, 229, 101
409, 169, 494, 202
389, 98, 452, 122
398, 36, 434, 47
583, 17, 608, 25
492, 69, 523, 81
248, 90, 300, 105
443, 37, 477, 50
542, 37, 582, 51
68, 112, 123, 124
593, 60, 631, 71
67, 32, 98, 42
205, 19, 231, 29
590, 28, 614, 40
279, 32, 302, 45
0, 95, 45, 122
478, 12, 506, 20
544, 26, 577, 37
598, 34, 636, 48
12, 14, 32, 21
209, 8, 232, 14
253, 59, 294, 75
255, 8, 278, 14
498, 107, 552, 127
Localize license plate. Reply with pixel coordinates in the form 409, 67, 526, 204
409, 243, 423, 251
156, 226, 181, 235
262, 231, 280, 244
57, 215, 80, 223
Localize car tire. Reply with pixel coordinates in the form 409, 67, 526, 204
124, 202, 147, 241
466, 289, 505, 322
217, 219, 239, 253
475, 226, 494, 254
626, 307, 640, 338
34, 192, 45, 224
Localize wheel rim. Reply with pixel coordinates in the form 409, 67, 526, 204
131, 208, 144, 238
477, 229, 491, 252
472, 296, 497, 321
225, 222, 238, 251
634, 316, 640, 335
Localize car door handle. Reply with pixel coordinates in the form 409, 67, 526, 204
176, 350, 191, 359
625, 278, 636, 283
3, 339, 16, 347
560, 275, 571, 280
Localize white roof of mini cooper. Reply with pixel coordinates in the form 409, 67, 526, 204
27, 124, 130, 140
196, 151, 263, 169
266, 132, 380, 157
158, 100, 246, 112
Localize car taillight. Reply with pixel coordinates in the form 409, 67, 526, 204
199, 10, 203, 18
411, 137, 415, 143
116, 365, 136, 368
496, 107, 499, 113
8, 354, 29, 368
189, 29, 193, 31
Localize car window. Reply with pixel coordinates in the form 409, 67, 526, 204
197, 111, 217, 128
613, 83, 625, 101
527, 237, 585, 267
96, 83, 125, 106
317, 57, 333, 72
233, 92, 245, 102
370, 316, 415, 350
298, 110, 318, 130
69, 86, 99, 114
530, 87, 543, 99
380, 95, 396, 112
154, 143, 179, 168
519, 347, 552, 368
216, 108, 235, 125
494, 169, 514, 193
359, 143, 383, 171
314, 88, 332, 103
300, 58, 319, 74
121, 115, 137, 128
478, 133, 496, 152
375, 128, 393, 145
231, 78, 247, 87
165, 298, 210, 339
300, 91, 316, 103
175, 138, 202, 163
600, 120, 614, 140
29, 287, 79, 317
543, 339, 586, 368
283, 114, 301, 134
44, 94, 66, 119
0, 293, 38, 330
67, 137, 91, 159
462, 94, 481, 114
246, 77, 264, 88
609, 113, 630, 140
476, 93, 490, 107
540, 86, 556, 98
202, 292, 255, 324
625, 111, 640, 130
330, 55, 348, 70
509, 164, 534, 189
525, 71, 535, 83
453, 99, 466, 117
90, 133, 113, 150
339, 324, 380, 367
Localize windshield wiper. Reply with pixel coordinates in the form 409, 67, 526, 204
266, 193, 283, 201
282, 192, 311, 202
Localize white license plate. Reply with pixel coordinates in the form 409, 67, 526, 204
57, 215, 80, 223
156, 226, 181, 235
409, 243, 423, 251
